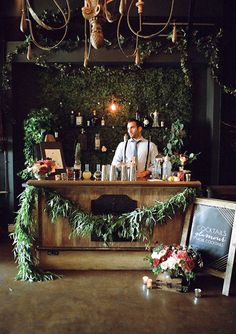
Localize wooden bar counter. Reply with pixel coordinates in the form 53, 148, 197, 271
28, 179, 201, 270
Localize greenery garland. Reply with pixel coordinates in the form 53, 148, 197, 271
2, 24, 235, 100
12, 186, 58, 281
12, 186, 196, 282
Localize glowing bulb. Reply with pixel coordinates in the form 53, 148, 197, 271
111, 102, 116, 112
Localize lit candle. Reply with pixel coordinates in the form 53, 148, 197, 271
142, 276, 149, 284
147, 278, 153, 289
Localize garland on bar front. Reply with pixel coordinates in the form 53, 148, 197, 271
12, 186, 196, 282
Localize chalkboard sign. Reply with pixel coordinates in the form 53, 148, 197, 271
189, 203, 233, 271
181, 198, 236, 296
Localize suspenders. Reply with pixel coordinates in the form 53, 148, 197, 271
123, 140, 150, 171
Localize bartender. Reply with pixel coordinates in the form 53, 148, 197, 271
112, 118, 158, 178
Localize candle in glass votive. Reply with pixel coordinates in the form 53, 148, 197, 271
142, 276, 149, 284
147, 279, 153, 289
194, 288, 202, 298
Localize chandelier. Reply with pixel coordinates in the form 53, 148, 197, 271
20, 0, 176, 65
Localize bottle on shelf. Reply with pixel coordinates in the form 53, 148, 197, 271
76, 112, 83, 126
135, 107, 141, 121
90, 109, 99, 127
82, 164, 92, 180
54, 129, 59, 141
93, 164, 102, 181
79, 128, 88, 151
70, 110, 75, 125
150, 110, 160, 128
101, 116, 106, 126
143, 114, 151, 128
95, 133, 101, 151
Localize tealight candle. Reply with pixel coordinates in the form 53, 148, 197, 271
142, 276, 149, 284
147, 278, 153, 289
194, 288, 202, 298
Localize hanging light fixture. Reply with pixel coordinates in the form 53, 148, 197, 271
20, 1, 176, 64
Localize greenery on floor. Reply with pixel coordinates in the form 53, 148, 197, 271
12, 186, 196, 282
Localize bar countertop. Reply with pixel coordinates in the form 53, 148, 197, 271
27, 179, 201, 188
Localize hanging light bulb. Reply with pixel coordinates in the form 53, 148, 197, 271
110, 96, 118, 112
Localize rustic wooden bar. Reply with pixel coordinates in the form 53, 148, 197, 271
28, 180, 201, 270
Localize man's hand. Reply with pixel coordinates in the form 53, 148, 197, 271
136, 170, 151, 179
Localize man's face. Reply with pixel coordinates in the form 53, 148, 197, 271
127, 121, 142, 139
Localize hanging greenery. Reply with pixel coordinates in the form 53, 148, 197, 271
2, 20, 235, 110
12, 186, 196, 282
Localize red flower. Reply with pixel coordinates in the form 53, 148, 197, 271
153, 258, 160, 266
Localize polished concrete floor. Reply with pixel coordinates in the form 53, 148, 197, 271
1, 236, 236, 334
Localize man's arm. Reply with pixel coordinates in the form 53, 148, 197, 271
111, 142, 124, 167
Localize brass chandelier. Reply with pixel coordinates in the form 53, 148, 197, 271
20, 0, 176, 65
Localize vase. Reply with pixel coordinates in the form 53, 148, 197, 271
155, 272, 184, 292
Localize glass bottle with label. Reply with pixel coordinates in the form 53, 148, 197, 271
95, 133, 101, 151
91, 109, 99, 127
82, 164, 92, 180
76, 112, 83, 126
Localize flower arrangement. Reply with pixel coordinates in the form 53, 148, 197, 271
146, 244, 203, 291
29, 159, 56, 179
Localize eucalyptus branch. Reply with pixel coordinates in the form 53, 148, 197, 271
12, 186, 59, 281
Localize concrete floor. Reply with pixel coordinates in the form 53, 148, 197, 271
1, 236, 236, 334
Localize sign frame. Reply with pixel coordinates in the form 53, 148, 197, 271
181, 197, 236, 296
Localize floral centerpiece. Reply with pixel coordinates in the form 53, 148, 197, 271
29, 159, 56, 179
146, 244, 203, 292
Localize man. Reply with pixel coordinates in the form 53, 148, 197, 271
112, 118, 158, 178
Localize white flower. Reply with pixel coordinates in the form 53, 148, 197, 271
166, 256, 177, 269
151, 251, 159, 259
160, 261, 168, 270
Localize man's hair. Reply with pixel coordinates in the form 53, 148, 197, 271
127, 118, 143, 128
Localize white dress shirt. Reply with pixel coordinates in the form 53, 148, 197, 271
112, 136, 158, 172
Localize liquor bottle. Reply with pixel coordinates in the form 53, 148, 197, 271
90, 109, 99, 127
54, 129, 59, 141
93, 164, 102, 181
95, 133, 101, 151
82, 164, 92, 180
135, 107, 141, 121
79, 128, 88, 151
101, 116, 105, 126
70, 110, 75, 125
76, 112, 83, 126
143, 115, 151, 128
